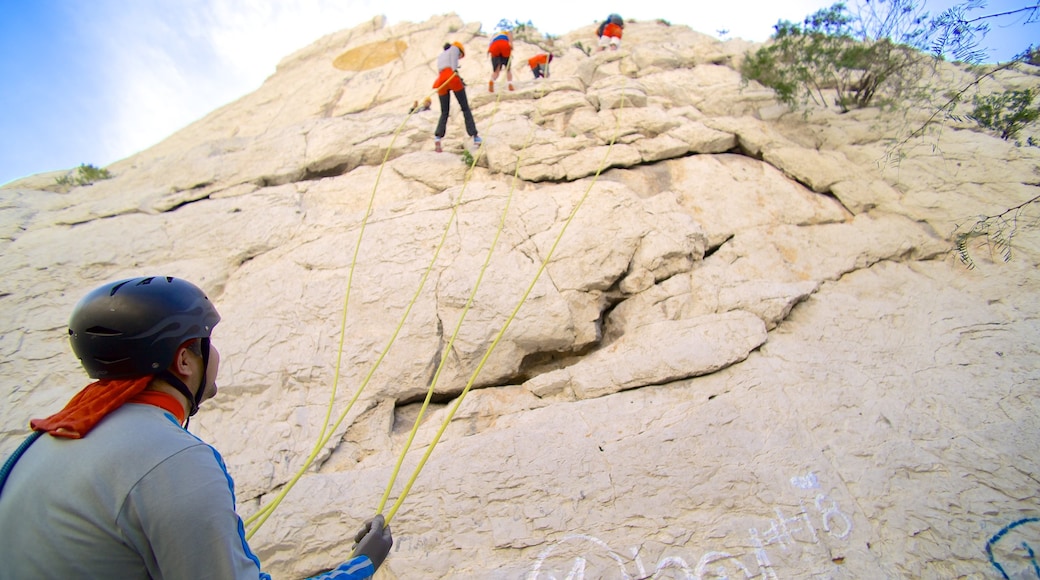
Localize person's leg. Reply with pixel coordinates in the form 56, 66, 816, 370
435, 92, 451, 138
435, 92, 451, 148
491, 56, 507, 91
454, 89, 478, 138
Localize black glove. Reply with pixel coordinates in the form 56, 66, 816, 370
351, 515, 393, 571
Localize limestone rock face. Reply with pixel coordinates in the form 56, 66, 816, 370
3, 13, 1039, 580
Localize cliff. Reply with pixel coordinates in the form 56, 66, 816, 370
2, 13, 1039, 579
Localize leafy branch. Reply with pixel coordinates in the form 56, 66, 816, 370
881, 57, 1021, 160
954, 191, 1040, 269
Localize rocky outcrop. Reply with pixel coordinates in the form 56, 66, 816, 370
2, 13, 1038, 579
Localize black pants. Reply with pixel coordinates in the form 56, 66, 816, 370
436, 89, 477, 139
533, 65, 546, 79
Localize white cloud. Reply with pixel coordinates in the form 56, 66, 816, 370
78, 0, 373, 165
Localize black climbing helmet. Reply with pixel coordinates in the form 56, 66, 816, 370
69, 276, 221, 379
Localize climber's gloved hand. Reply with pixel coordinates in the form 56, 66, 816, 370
351, 514, 393, 571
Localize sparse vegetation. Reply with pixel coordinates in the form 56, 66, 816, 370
55, 163, 112, 187
969, 88, 1040, 143
460, 149, 474, 166
492, 19, 558, 55
497, 19, 540, 43
740, 2, 930, 113
742, 0, 1040, 267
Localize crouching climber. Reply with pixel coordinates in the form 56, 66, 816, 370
529, 53, 554, 79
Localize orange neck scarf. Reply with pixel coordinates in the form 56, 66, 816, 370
29, 376, 183, 439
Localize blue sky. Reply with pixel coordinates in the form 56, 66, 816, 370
1, 0, 1035, 186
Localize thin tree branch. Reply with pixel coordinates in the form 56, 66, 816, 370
960, 4, 1040, 25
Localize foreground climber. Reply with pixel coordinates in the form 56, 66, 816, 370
0, 276, 393, 579
487, 27, 514, 92
433, 41, 482, 152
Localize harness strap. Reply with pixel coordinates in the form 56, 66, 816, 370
0, 431, 44, 497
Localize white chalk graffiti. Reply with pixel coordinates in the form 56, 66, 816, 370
527, 472, 852, 579
789, 472, 819, 490
526, 539, 754, 580
527, 534, 632, 580
815, 494, 853, 540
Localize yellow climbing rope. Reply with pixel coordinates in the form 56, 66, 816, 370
377, 51, 542, 516
245, 72, 452, 537
381, 69, 628, 524
246, 42, 628, 538
246, 60, 504, 538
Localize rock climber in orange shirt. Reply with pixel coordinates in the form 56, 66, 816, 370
597, 14, 624, 51
528, 53, 553, 79
487, 28, 514, 92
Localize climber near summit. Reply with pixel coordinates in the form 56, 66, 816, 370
529, 52, 553, 79
597, 13, 624, 51
487, 26, 514, 92
433, 41, 482, 153
0, 276, 393, 579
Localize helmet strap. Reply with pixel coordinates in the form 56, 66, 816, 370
158, 337, 211, 428
157, 369, 200, 423
194, 337, 211, 415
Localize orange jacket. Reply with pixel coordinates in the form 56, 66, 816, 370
528, 54, 549, 69
433, 68, 464, 95
602, 22, 623, 38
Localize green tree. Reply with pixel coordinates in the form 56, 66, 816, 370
741, 2, 929, 112
743, 0, 1040, 267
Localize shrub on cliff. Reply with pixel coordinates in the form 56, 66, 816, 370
741, 2, 929, 113
55, 163, 112, 187
970, 88, 1040, 144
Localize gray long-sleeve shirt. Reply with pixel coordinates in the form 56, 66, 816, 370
0, 403, 268, 579
437, 45, 462, 71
